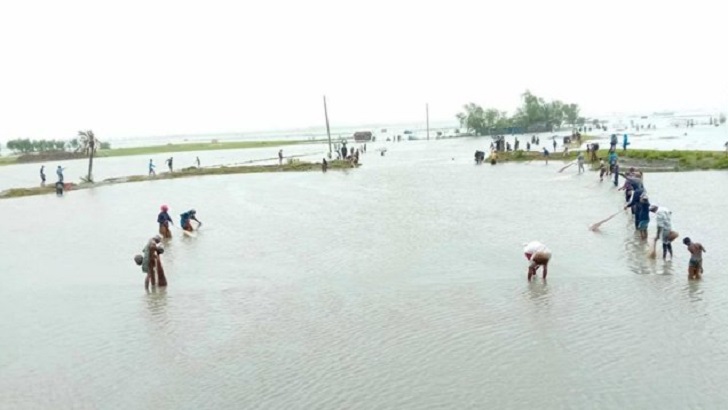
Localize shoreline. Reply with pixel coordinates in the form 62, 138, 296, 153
0, 159, 356, 200
489, 148, 728, 171
0, 139, 326, 166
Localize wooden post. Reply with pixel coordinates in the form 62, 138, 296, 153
324, 96, 332, 155
426, 103, 430, 141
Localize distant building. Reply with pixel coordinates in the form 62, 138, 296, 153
354, 131, 373, 142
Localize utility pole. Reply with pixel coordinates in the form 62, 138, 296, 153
426, 103, 430, 141
323, 96, 332, 155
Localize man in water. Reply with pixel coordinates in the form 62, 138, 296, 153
552, 139, 557, 152
523, 241, 552, 281
166, 157, 173, 172
148, 159, 156, 176
196, 157, 201, 168
577, 151, 585, 174
139, 235, 166, 290
542, 147, 549, 165
623, 181, 646, 231
180, 209, 202, 231
650, 205, 675, 260
607, 149, 618, 175
627, 193, 650, 239
158, 205, 173, 238
683, 237, 706, 280
56, 165, 65, 183
590, 142, 600, 163
40, 165, 46, 185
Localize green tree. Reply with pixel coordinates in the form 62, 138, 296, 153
456, 103, 488, 135
563, 103, 581, 126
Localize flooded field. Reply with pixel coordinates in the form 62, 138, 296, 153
1, 137, 728, 409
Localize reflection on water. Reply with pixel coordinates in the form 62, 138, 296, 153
1, 138, 728, 408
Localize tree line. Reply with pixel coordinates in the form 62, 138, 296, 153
5, 135, 110, 154
456, 90, 585, 136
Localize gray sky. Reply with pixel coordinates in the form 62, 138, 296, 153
1, 0, 726, 141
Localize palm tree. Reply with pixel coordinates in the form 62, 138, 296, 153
78, 130, 98, 182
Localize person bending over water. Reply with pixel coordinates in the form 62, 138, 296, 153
180, 209, 202, 231
683, 237, 706, 280
523, 241, 552, 281
650, 205, 676, 260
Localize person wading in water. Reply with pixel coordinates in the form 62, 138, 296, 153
180, 209, 202, 232
683, 237, 706, 280
523, 241, 552, 281
136, 236, 167, 290
157, 205, 173, 238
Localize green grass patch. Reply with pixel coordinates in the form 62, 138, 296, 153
98, 139, 314, 158
0, 160, 354, 200
491, 148, 728, 171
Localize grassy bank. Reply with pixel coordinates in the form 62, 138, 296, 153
0, 159, 355, 199
489, 148, 728, 171
0, 139, 320, 166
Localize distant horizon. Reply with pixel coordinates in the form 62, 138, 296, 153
1, 105, 725, 144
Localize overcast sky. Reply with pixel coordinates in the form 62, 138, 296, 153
1, 0, 726, 141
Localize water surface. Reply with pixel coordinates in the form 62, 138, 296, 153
1, 138, 727, 409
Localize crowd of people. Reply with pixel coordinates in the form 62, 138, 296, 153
520, 131, 708, 282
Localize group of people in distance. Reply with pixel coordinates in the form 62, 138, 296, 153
133, 205, 203, 290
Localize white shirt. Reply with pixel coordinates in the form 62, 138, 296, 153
523, 241, 547, 255
655, 207, 672, 229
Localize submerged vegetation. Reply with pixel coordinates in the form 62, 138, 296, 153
0, 160, 355, 199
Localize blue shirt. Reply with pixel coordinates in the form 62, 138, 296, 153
627, 187, 645, 208
608, 152, 617, 164
157, 211, 172, 225
180, 211, 195, 226
635, 200, 651, 222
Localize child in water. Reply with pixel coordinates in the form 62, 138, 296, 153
683, 237, 706, 280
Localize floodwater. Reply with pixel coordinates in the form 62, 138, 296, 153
1, 138, 728, 409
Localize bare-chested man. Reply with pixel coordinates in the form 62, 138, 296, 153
682, 237, 706, 280
523, 241, 552, 281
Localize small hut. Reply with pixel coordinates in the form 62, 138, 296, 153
354, 131, 373, 142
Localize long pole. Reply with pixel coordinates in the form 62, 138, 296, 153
426, 103, 430, 141
324, 96, 332, 154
